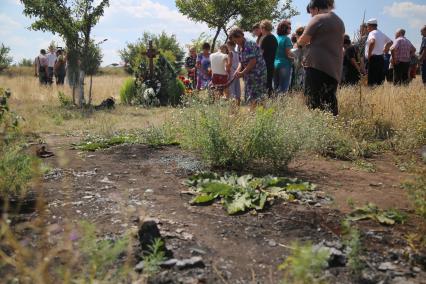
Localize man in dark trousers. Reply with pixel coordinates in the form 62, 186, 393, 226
420, 25, 426, 85
390, 29, 416, 85
365, 18, 393, 86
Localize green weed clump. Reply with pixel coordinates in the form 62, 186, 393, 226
0, 88, 40, 199
403, 173, 426, 219
119, 77, 137, 105
279, 242, 330, 284
178, 100, 331, 169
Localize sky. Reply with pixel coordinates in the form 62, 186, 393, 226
0, 0, 425, 66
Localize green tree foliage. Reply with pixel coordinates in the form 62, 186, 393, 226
175, 0, 298, 50
21, 0, 109, 107
119, 32, 184, 74
18, 58, 33, 67
0, 43, 13, 72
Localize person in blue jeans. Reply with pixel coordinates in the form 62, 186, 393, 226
274, 20, 294, 94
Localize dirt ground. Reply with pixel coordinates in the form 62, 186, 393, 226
20, 135, 426, 283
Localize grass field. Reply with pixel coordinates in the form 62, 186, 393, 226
1, 71, 426, 283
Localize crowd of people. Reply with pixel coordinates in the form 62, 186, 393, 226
184, 0, 426, 114
34, 46, 67, 86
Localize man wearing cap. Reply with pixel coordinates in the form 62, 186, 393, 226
47, 46, 57, 85
390, 29, 416, 85
365, 18, 393, 86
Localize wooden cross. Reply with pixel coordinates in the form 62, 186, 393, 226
142, 40, 159, 78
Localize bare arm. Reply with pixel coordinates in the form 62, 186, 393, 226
236, 58, 256, 78
226, 53, 233, 74
350, 58, 361, 73
384, 41, 393, 54
285, 48, 294, 60
297, 34, 311, 47
368, 38, 375, 60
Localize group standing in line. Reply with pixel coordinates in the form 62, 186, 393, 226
34, 45, 67, 86
184, 0, 425, 115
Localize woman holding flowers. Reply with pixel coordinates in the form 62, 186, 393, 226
229, 27, 267, 108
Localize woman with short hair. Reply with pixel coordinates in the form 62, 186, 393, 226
196, 42, 212, 90
274, 20, 294, 94
260, 19, 278, 96
229, 27, 267, 108
298, 0, 345, 116
185, 46, 197, 88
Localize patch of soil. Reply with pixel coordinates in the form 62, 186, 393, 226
15, 135, 426, 283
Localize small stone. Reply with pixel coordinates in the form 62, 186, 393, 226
182, 232, 194, 240
391, 277, 415, 284
145, 189, 154, 194
268, 240, 277, 247
176, 228, 184, 234
160, 258, 178, 268
412, 267, 421, 273
135, 261, 144, 272
82, 195, 93, 199
190, 248, 207, 255
314, 203, 322, 207
99, 177, 114, 184
176, 257, 205, 270
378, 262, 397, 271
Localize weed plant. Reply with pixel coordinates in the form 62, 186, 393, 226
403, 172, 426, 219
279, 242, 330, 284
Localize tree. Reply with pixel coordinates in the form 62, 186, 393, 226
83, 41, 103, 105
0, 43, 13, 72
119, 32, 184, 74
21, 0, 109, 107
18, 58, 33, 67
175, 0, 298, 51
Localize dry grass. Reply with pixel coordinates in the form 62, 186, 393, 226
0, 74, 173, 136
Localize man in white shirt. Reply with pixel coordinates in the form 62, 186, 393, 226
47, 46, 57, 85
365, 18, 393, 86
210, 45, 229, 98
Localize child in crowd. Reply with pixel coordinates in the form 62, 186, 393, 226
210, 45, 229, 99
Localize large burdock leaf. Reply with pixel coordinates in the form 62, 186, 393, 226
225, 192, 253, 215
190, 194, 216, 204
376, 214, 395, 225
200, 182, 234, 197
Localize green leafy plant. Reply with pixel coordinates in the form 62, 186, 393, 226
142, 238, 166, 276
0, 88, 40, 199
78, 221, 129, 281
347, 203, 407, 225
119, 78, 137, 105
279, 242, 330, 284
58, 91, 74, 108
403, 174, 426, 219
341, 219, 364, 277
187, 172, 315, 215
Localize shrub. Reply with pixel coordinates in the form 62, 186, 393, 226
0, 144, 39, 198
178, 100, 340, 169
0, 88, 40, 199
119, 78, 137, 105
403, 173, 426, 219
279, 242, 330, 284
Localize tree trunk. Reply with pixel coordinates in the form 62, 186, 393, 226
88, 74, 93, 106
223, 27, 229, 42
211, 26, 221, 52
78, 70, 85, 107
72, 85, 76, 105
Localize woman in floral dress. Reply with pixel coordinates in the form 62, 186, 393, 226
196, 42, 212, 90
229, 27, 267, 107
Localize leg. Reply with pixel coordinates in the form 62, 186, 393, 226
367, 56, 376, 86
401, 62, 410, 85
422, 63, 426, 85
377, 56, 385, 85
304, 68, 321, 110
393, 63, 402, 85
266, 64, 274, 96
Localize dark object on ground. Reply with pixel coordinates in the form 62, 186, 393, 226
0, 191, 38, 214
138, 220, 173, 258
36, 145, 54, 158
94, 97, 115, 110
